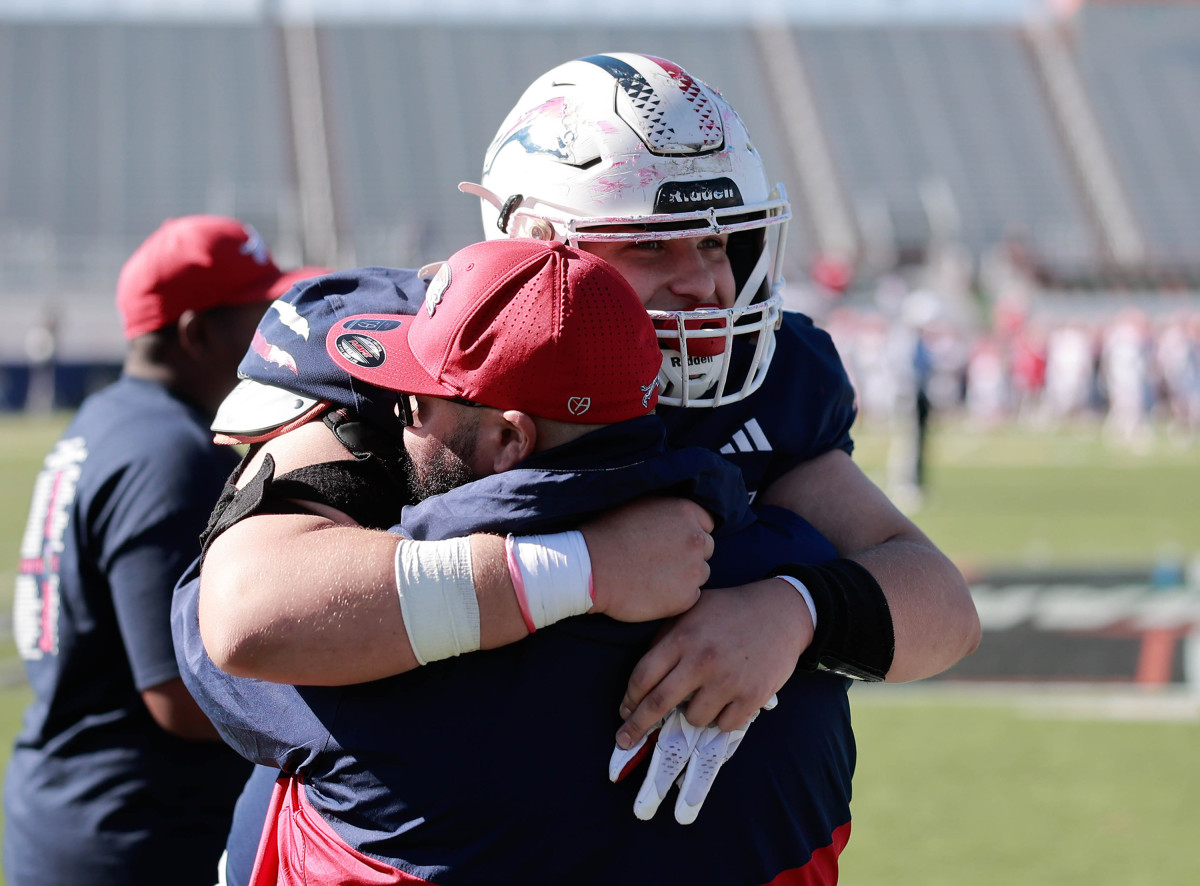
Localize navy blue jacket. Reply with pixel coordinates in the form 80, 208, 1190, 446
174, 417, 851, 885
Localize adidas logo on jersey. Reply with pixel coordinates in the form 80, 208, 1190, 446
720, 418, 772, 456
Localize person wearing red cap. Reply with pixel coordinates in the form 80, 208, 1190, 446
4, 215, 327, 886
186, 54, 977, 885
176, 238, 840, 884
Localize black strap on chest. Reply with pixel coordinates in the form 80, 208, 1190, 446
198, 408, 414, 560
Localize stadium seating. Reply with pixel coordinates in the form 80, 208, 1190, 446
0, 4, 1197, 393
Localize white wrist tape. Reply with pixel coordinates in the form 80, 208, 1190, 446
394, 537, 479, 666
776, 575, 818, 630
504, 531, 594, 633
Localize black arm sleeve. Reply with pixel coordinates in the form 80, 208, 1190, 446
772, 558, 895, 682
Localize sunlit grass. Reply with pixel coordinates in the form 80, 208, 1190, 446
850, 417, 1199, 575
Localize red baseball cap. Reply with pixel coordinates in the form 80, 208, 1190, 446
325, 238, 662, 424
116, 215, 329, 340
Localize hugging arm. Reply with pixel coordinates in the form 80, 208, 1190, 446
613, 448, 980, 781
198, 423, 715, 685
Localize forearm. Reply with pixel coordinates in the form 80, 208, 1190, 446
611, 449, 979, 752
759, 449, 980, 682
199, 487, 712, 685
199, 516, 529, 685
841, 530, 979, 682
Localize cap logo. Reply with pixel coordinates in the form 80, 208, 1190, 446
641, 379, 659, 409
270, 299, 311, 340
653, 177, 743, 215
251, 330, 298, 374
425, 263, 451, 317
238, 224, 271, 266
334, 333, 386, 368
568, 396, 592, 416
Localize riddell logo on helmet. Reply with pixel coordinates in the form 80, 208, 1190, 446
654, 177, 743, 214
670, 354, 717, 368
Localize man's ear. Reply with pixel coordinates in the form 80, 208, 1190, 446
174, 308, 208, 358
488, 410, 537, 473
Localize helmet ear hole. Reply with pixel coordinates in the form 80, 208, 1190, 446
509, 216, 556, 241
528, 220, 555, 241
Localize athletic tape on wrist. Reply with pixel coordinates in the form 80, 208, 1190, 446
775, 575, 818, 630
504, 531, 594, 633
770, 559, 894, 682
394, 537, 479, 665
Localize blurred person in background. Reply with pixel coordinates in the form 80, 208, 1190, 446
1101, 307, 1154, 449
1156, 309, 1200, 441
1009, 322, 1048, 423
3, 215, 327, 886
964, 333, 1009, 428
22, 310, 59, 413
885, 289, 939, 511
1041, 319, 1099, 425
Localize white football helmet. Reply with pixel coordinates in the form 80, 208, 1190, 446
461, 52, 790, 407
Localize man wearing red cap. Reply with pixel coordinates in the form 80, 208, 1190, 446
185, 53, 977, 884
176, 238, 838, 884
4, 215, 327, 886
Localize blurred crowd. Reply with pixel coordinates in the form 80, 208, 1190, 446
797, 265, 1200, 453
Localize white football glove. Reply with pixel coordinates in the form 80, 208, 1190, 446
608, 694, 777, 825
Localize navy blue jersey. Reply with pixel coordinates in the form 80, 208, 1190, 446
4, 376, 253, 886
175, 417, 851, 885
659, 311, 857, 497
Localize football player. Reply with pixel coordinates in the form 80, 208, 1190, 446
185, 54, 979, 885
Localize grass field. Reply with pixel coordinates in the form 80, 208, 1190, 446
1, 411, 1198, 883
843, 684, 1200, 886
849, 415, 1200, 577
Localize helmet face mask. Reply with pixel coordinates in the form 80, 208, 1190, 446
466, 52, 790, 408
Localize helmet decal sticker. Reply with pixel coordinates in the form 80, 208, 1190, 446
483, 98, 573, 176
581, 54, 722, 154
